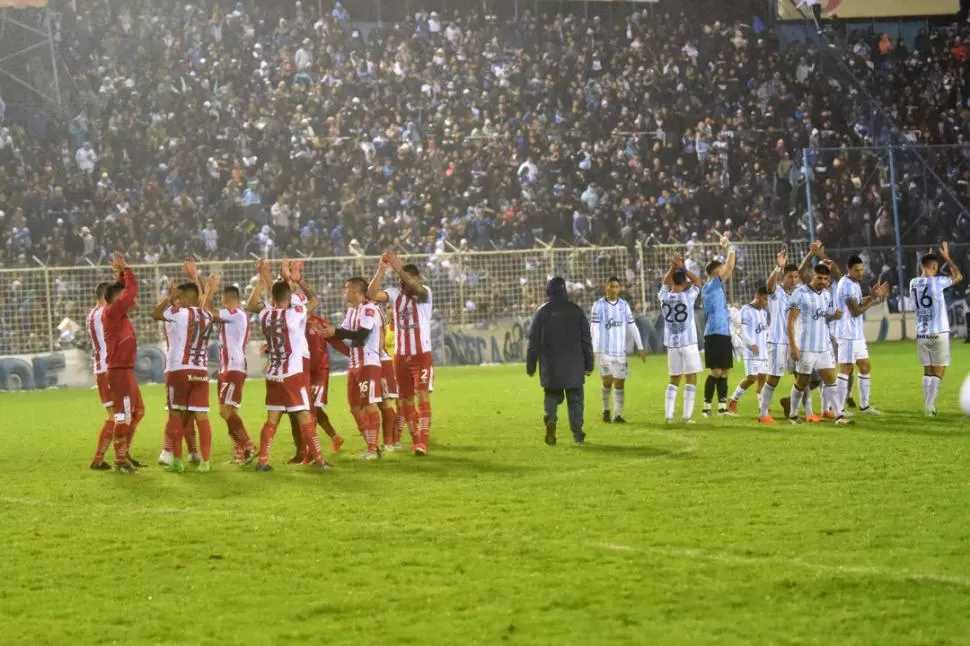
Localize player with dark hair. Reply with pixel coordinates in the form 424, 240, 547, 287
659, 255, 702, 423
322, 277, 384, 459
202, 282, 257, 464
835, 255, 889, 416
590, 276, 645, 423
89, 281, 120, 469
727, 286, 769, 416
247, 259, 330, 471
701, 236, 736, 416
367, 252, 434, 456
787, 263, 850, 425
103, 253, 145, 472
153, 274, 217, 473
910, 242, 964, 416
760, 248, 809, 423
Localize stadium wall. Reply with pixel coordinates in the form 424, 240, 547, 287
0, 309, 927, 392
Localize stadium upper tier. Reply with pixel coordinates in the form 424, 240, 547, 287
0, 1, 968, 268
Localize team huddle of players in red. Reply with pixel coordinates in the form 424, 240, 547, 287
87, 251, 435, 473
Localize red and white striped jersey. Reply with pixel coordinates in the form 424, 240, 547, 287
376, 305, 392, 362
87, 306, 108, 375
260, 303, 307, 379
218, 307, 249, 374
385, 286, 433, 357
341, 302, 381, 369
164, 306, 215, 372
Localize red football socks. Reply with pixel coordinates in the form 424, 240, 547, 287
167, 415, 184, 459
381, 406, 395, 445
315, 409, 337, 439
418, 401, 432, 446
258, 422, 278, 466
93, 420, 114, 463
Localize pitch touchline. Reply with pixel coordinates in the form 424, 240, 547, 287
593, 542, 970, 588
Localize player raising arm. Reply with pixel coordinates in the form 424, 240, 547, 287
152, 273, 216, 473
910, 243, 964, 416
659, 254, 702, 424
250, 259, 331, 471
88, 281, 119, 470
760, 250, 801, 423
200, 274, 257, 465
103, 253, 146, 472
367, 252, 433, 456
786, 263, 850, 425
322, 278, 384, 460
835, 256, 888, 416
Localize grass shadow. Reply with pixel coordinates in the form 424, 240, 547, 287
578, 443, 681, 459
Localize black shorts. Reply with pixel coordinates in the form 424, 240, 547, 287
704, 334, 734, 370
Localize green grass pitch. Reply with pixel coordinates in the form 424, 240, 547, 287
3, 342, 970, 645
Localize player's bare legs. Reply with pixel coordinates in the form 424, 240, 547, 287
219, 403, 255, 464
600, 374, 614, 423
91, 407, 115, 470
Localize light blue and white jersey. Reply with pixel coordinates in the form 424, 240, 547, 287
659, 285, 699, 349
835, 276, 865, 340
909, 275, 954, 335
702, 276, 730, 336
740, 304, 769, 360
826, 283, 839, 338
767, 285, 794, 344
590, 297, 636, 356
790, 285, 834, 353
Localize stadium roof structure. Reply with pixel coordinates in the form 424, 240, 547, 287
0, 0, 63, 116
0, 0, 48, 7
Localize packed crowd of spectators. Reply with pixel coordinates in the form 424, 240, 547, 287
0, 0, 967, 269
0, 0, 876, 271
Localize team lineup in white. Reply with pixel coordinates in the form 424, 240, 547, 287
86, 251, 434, 472
596, 239, 962, 425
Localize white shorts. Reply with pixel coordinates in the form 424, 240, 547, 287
767, 342, 792, 377
598, 355, 629, 380
795, 350, 835, 375
917, 334, 950, 367
837, 338, 869, 364
667, 345, 702, 376
744, 357, 768, 378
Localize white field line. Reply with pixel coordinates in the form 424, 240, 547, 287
593, 542, 970, 589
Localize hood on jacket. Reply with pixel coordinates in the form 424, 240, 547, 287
546, 276, 568, 301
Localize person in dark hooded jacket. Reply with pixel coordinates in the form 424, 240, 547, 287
526, 276, 595, 445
